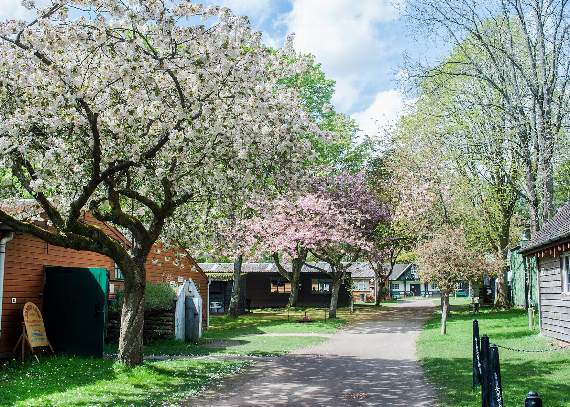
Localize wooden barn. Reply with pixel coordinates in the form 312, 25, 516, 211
200, 262, 352, 313
0, 200, 208, 358
521, 202, 570, 343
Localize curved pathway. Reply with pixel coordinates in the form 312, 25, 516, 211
185, 299, 437, 407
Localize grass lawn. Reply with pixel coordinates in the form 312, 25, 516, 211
418, 306, 570, 407
109, 305, 382, 357
3, 305, 382, 406
0, 356, 247, 407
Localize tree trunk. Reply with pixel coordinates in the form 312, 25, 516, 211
441, 291, 450, 335
329, 278, 342, 319
118, 266, 146, 366
228, 255, 243, 317
288, 267, 301, 307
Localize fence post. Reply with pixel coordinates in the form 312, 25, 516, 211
489, 345, 504, 407
524, 392, 542, 407
480, 335, 491, 407
473, 320, 482, 387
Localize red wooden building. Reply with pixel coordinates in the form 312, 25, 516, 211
0, 206, 207, 358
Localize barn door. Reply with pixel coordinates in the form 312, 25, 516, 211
43, 267, 108, 357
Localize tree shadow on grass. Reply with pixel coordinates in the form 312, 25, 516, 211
422, 356, 570, 406
0, 356, 117, 406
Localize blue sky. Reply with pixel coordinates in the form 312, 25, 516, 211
208, 0, 446, 137
1, 0, 447, 137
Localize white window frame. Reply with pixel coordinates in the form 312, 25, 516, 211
114, 263, 124, 280
391, 283, 400, 290
311, 278, 332, 294
562, 253, 570, 294
354, 281, 369, 291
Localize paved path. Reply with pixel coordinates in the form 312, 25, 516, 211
185, 299, 437, 407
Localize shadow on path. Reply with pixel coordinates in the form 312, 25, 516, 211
183, 301, 437, 407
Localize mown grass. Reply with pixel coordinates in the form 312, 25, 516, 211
108, 305, 382, 357
418, 306, 570, 407
1, 305, 384, 406
0, 356, 247, 407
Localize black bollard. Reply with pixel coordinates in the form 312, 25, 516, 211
524, 391, 542, 407
473, 320, 482, 387
480, 335, 491, 407
489, 345, 504, 407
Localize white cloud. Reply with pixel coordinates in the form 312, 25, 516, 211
284, 0, 403, 112
352, 89, 408, 140
0, 0, 35, 20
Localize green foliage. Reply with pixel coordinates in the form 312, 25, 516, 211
0, 169, 30, 199
555, 159, 570, 208
418, 307, 570, 407
281, 58, 335, 121
0, 356, 247, 406
284, 54, 374, 174
110, 282, 176, 312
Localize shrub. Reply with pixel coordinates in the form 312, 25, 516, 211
110, 282, 177, 313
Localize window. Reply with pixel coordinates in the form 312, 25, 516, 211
391, 283, 400, 290
354, 281, 369, 291
270, 278, 291, 294
311, 278, 332, 294
562, 254, 570, 294
114, 263, 124, 280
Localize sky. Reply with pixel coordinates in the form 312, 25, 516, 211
0, 0, 445, 139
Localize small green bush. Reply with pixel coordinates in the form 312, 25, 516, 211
110, 282, 177, 312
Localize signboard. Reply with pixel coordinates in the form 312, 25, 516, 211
23, 302, 50, 348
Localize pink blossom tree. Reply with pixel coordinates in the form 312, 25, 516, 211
248, 173, 388, 317
0, 1, 317, 365
416, 228, 500, 334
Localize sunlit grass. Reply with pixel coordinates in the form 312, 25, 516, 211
0, 356, 247, 407
418, 307, 570, 407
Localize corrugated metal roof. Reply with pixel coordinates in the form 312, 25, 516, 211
201, 262, 411, 281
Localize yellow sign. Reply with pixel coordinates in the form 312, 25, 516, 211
23, 302, 50, 348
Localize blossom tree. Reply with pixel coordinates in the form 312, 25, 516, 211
416, 229, 500, 334
0, 1, 316, 365
248, 173, 388, 317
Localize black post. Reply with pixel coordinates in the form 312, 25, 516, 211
480, 335, 491, 407
524, 392, 542, 407
473, 320, 482, 387
489, 345, 504, 407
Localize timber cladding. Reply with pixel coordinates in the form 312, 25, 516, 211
0, 232, 114, 357
0, 232, 208, 358
538, 255, 570, 342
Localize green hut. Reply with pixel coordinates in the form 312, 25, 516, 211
509, 241, 539, 308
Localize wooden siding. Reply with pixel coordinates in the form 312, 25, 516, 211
538, 255, 570, 342
0, 233, 114, 356
107, 244, 209, 328
244, 273, 351, 308
1, 233, 208, 358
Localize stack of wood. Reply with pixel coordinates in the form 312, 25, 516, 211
106, 309, 175, 343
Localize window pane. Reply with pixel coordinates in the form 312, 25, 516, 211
311, 278, 332, 293
270, 279, 291, 293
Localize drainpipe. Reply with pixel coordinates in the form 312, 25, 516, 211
0, 231, 15, 337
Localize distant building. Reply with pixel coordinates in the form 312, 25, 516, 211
388, 264, 440, 298
200, 262, 352, 313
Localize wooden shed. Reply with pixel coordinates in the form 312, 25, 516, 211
200, 262, 352, 312
521, 202, 570, 343
0, 202, 208, 358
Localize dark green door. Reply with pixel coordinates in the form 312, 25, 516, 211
43, 267, 108, 357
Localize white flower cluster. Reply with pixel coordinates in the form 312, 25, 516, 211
0, 1, 318, 240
